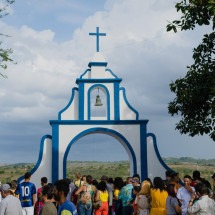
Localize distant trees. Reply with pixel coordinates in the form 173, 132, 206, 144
0, 0, 15, 77
167, 0, 215, 140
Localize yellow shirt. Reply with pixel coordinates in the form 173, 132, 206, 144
114, 189, 120, 200
149, 188, 168, 215
99, 191, 109, 202
75, 180, 83, 187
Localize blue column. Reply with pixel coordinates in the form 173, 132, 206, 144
140, 123, 148, 180
114, 82, 120, 120
52, 124, 59, 183
79, 83, 84, 120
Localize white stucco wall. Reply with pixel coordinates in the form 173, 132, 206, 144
119, 91, 136, 119
28, 137, 52, 189
147, 136, 166, 180
58, 124, 141, 179
61, 89, 79, 120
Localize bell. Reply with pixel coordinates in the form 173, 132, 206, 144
94, 95, 103, 106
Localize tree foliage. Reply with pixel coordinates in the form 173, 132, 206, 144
167, 0, 215, 140
0, 0, 15, 78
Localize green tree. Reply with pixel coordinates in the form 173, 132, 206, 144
167, 0, 215, 140
0, 0, 15, 77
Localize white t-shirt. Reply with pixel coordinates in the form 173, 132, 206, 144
177, 186, 195, 215
188, 195, 215, 214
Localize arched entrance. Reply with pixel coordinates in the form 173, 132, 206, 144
65, 133, 131, 180
63, 127, 137, 179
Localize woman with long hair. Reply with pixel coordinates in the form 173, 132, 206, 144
113, 177, 124, 215
75, 173, 83, 187
75, 175, 96, 215
135, 180, 151, 215
166, 184, 181, 215
149, 177, 168, 215
94, 181, 109, 215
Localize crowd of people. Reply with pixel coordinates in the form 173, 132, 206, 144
0, 170, 215, 215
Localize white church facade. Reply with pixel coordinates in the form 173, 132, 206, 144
18, 27, 172, 188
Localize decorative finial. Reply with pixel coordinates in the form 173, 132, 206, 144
89, 27, 106, 52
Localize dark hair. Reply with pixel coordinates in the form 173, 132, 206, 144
171, 172, 179, 180
195, 183, 209, 195
167, 184, 176, 197
133, 186, 141, 193
193, 170, 201, 180
24, 172, 31, 179
166, 170, 173, 177
65, 178, 71, 184
114, 177, 124, 190
126, 177, 132, 184
107, 178, 114, 184
54, 179, 69, 197
93, 179, 99, 188
42, 184, 54, 199
184, 175, 192, 180
41, 177, 48, 184
153, 177, 166, 191
10, 180, 18, 189
132, 174, 140, 181
86, 175, 93, 184
98, 181, 107, 192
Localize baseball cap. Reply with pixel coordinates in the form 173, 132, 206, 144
0, 184, 11, 191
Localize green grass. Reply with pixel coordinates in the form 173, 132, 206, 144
0, 158, 214, 186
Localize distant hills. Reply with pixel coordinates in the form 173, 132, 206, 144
1, 157, 215, 166
163, 157, 215, 165
0, 157, 214, 184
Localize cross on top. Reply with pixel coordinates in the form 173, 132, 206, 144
89, 27, 106, 52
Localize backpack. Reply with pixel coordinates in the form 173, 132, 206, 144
80, 185, 93, 205
136, 195, 149, 209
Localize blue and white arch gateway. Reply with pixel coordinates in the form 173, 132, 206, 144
21, 28, 171, 188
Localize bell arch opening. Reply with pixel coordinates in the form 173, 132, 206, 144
87, 84, 110, 120
63, 128, 137, 180
91, 87, 106, 118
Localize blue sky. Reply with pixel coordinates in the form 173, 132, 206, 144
0, 0, 214, 164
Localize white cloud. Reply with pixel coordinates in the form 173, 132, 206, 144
0, 0, 214, 164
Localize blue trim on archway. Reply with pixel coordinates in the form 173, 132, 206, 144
17, 135, 52, 183
87, 84, 110, 120
58, 87, 78, 120
146, 133, 173, 172
80, 69, 91, 79
119, 87, 139, 120
63, 127, 137, 178
105, 68, 118, 78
